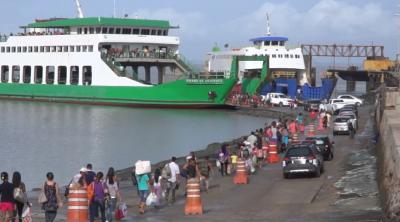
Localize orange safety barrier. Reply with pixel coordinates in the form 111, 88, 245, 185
67, 186, 88, 222
234, 158, 248, 184
267, 141, 280, 163
185, 179, 203, 215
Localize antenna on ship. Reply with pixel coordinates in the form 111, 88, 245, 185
266, 12, 272, 36
75, 0, 85, 18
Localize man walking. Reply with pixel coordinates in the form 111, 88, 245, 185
164, 157, 180, 204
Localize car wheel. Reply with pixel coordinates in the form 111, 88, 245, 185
283, 173, 290, 179
356, 102, 361, 107
279, 102, 283, 107
314, 168, 321, 178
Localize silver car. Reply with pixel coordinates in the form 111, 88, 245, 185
333, 116, 351, 135
339, 113, 358, 130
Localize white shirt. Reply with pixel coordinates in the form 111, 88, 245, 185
168, 162, 180, 183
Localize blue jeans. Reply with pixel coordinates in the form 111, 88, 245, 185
90, 200, 105, 222
139, 190, 148, 203
106, 198, 117, 222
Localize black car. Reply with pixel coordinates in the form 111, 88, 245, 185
305, 136, 334, 161
282, 144, 324, 178
304, 100, 321, 112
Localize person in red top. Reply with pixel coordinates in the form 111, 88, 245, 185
309, 109, 317, 120
289, 120, 297, 134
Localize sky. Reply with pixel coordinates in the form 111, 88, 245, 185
0, 0, 398, 64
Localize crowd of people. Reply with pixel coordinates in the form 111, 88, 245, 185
0, 113, 320, 222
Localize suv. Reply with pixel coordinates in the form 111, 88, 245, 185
304, 100, 321, 111
305, 136, 334, 161
333, 116, 351, 135
265, 93, 293, 107
282, 144, 324, 178
337, 95, 364, 106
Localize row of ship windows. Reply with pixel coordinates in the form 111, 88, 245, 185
271, 54, 301, 59
0, 45, 94, 53
77, 27, 168, 36
0, 65, 93, 85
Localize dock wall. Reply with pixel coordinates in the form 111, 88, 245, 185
376, 86, 400, 221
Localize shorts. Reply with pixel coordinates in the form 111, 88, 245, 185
138, 190, 148, 203
257, 157, 264, 162
0, 202, 14, 212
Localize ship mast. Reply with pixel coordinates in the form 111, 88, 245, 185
266, 13, 271, 36
75, 0, 85, 18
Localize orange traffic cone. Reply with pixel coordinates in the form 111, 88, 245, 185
67, 186, 88, 222
267, 141, 280, 163
307, 123, 316, 137
234, 158, 248, 184
317, 117, 324, 130
291, 133, 299, 144
185, 179, 203, 215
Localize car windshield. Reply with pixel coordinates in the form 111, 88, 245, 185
342, 115, 355, 119
286, 147, 311, 157
279, 95, 288, 98
334, 118, 349, 123
305, 137, 328, 145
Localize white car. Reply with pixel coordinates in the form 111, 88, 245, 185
264, 93, 293, 107
324, 99, 347, 112
337, 95, 363, 106
339, 113, 358, 130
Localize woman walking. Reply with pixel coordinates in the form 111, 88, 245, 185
217, 144, 230, 176
152, 168, 162, 207
105, 168, 121, 222
136, 173, 150, 214
12, 172, 27, 222
42, 172, 62, 222
0, 172, 14, 222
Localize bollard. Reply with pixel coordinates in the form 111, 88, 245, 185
185, 179, 203, 215
67, 186, 88, 222
267, 141, 280, 163
234, 158, 248, 184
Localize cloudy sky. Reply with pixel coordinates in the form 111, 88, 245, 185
0, 0, 398, 63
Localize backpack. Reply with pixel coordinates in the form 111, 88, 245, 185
161, 163, 171, 179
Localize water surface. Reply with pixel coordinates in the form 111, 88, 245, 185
0, 101, 268, 188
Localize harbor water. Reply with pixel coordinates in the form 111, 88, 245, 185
0, 100, 268, 189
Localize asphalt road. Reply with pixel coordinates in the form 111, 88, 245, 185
30, 105, 383, 222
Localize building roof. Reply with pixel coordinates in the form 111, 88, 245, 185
25, 17, 171, 29
249, 36, 289, 42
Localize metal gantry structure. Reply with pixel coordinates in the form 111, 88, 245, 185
301, 44, 385, 58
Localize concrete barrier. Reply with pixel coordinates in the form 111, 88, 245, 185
377, 109, 400, 221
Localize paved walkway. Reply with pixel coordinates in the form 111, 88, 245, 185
28, 105, 382, 221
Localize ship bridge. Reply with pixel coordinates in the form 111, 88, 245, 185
249, 36, 289, 48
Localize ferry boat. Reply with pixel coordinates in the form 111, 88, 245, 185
0, 2, 257, 108
205, 14, 308, 96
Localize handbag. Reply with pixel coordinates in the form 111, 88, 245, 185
14, 187, 27, 203
38, 182, 48, 204
145, 192, 157, 206
38, 191, 47, 204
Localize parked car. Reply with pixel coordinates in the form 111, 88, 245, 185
339, 113, 358, 130
325, 99, 347, 112
305, 136, 334, 161
282, 144, 324, 178
304, 99, 322, 111
337, 95, 364, 106
333, 116, 352, 135
265, 93, 293, 107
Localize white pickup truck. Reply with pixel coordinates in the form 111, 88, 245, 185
324, 99, 347, 112
263, 93, 293, 107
